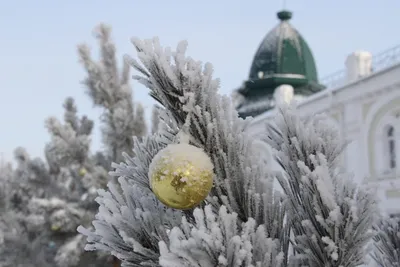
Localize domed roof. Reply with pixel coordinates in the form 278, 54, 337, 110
235, 10, 325, 119
248, 10, 319, 84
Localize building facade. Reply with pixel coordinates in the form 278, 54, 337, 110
235, 10, 400, 216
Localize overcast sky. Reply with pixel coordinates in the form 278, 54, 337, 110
1, 0, 399, 161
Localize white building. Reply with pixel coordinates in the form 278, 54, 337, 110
234, 10, 400, 216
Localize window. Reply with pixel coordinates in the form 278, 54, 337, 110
386, 125, 396, 169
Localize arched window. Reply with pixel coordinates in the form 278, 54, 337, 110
386, 125, 396, 169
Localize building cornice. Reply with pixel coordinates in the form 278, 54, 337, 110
250, 63, 400, 124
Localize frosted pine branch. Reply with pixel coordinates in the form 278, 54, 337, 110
78, 131, 181, 265
372, 215, 400, 267
266, 107, 378, 267
78, 177, 183, 266
45, 97, 93, 169
126, 37, 278, 224
79, 37, 379, 267
80, 37, 289, 266
159, 205, 286, 267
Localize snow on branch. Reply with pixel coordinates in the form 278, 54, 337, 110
159, 205, 286, 267
45, 97, 93, 168
372, 215, 400, 267
78, 177, 183, 265
126, 37, 276, 223
78, 130, 180, 265
266, 107, 378, 266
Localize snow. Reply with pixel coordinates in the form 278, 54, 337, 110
55, 235, 84, 267
30, 197, 66, 209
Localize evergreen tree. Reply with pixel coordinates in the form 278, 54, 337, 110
77, 23, 150, 267
78, 37, 378, 266
42, 98, 111, 267
1, 24, 152, 267
372, 215, 400, 267
0, 25, 155, 267
0, 159, 36, 267
0, 98, 112, 267
77, 23, 147, 166
0, 148, 59, 267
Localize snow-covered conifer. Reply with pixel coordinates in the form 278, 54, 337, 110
2, 24, 157, 267
78, 37, 378, 267
78, 24, 146, 164
0, 158, 13, 212
0, 151, 54, 267
0, 97, 112, 267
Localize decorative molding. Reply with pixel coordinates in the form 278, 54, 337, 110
363, 91, 400, 180
302, 80, 400, 120
338, 81, 400, 111
253, 64, 400, 126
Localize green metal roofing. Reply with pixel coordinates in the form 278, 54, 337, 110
249, 10, 318, 81
243, 10, 323, 96
236, 10, 325, 118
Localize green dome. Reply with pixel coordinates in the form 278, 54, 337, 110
241, 10, 324, 98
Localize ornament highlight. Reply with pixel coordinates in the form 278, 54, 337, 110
149, 143, 214, 210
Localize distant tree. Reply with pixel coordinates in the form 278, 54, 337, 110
0, 23, 160, 267
151, 105, 161, 134
77, 25, 156, 266
77, 24, 147, 165
0, 98, 112, 267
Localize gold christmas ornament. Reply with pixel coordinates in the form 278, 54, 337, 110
78, 168, 87, 177
149, 143, 214, 210
51, 224, 61, 231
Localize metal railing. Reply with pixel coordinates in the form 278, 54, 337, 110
320, 44, 400, 90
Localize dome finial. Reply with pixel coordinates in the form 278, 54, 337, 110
282, 0, 287, 9
277, 10, 292, 21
